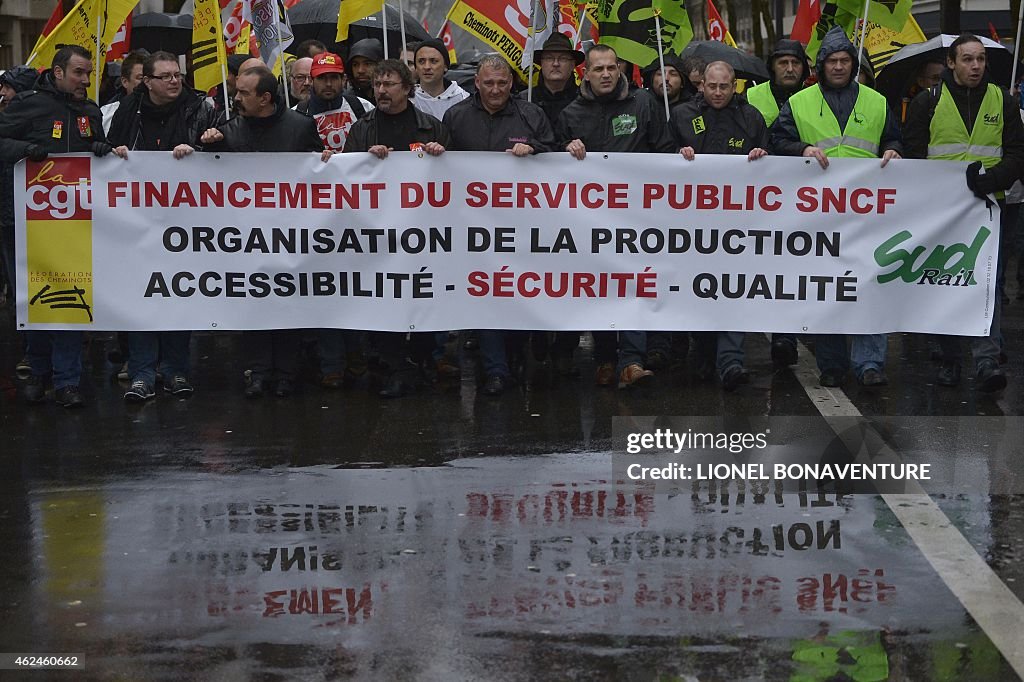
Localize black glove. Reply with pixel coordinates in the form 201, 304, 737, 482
91, 141, 114, 157
25, 144, 47, 162
965, 160, 994, 200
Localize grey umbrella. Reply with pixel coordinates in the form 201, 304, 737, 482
679, 41, 769, 81
288, 0, 429, 54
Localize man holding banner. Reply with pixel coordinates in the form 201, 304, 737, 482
0, 46, 127, 407
770, 26, 902, 389
903, 34, 1024, 393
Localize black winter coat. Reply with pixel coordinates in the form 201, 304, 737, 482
0, 71, 106, 229
443, 94, 555, 152
519, 81, 579, 126
206, 104, 323, 152
554, 76, 675, 154
343, 105, 450, 153
670, 96, 769, 155
903, 70, 1024, 194
107, 87, 220, 151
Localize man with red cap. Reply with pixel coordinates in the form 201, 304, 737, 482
295, 51, 373, 153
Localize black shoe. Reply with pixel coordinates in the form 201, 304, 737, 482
720, 364, 749, 392
858, 369, 888, 387
54, 385, 84, 408
244, 373, 265, 398
646, 349, 670, 371
22, 375, 47, 404
124, 379, 155, 403
819, 370, 845, 388
164, 375, 194, 396
694, 361, 716, 382
274, 378, 294, 397
556, 353, 579, 377
936, 361, 961, 387
771, 338, 798, 369
976, 362, 1007, 393
483, 374, 507, 396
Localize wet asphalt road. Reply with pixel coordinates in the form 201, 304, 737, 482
1, 298, 1024, 680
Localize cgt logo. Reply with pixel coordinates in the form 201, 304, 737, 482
25, 157, 92, 220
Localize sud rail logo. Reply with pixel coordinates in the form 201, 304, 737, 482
873, 226, 990, 287
24, 156, 94, 324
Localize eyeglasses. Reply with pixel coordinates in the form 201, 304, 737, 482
541, 55, 573, 64
150, 73, 182, 82
291, 74, 312, 82
374, 81, 403, 89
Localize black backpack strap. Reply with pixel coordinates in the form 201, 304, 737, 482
343, 93, 366, 119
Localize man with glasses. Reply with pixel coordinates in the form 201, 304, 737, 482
526, 33, 585, 126
106, 51, 220, 403
344, 60, 450, 398
288, 57, 313, 105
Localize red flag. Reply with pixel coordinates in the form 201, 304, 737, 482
791, 0, 821, 44
706, 0, 736, 46
440, 22, 458, 65
106, 14, 132, 61
988, 22, 1001, 42
32, 0, 66, 55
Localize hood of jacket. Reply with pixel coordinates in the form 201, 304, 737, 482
767, 38, 810, 86
815, 26, 858, 87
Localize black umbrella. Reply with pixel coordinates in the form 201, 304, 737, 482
288, 0, 429, 55
131, 12, 194, 56
875, 34, 1014, 104
679, 41, 769, 81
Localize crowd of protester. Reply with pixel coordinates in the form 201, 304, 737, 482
1, 27, 1022, 408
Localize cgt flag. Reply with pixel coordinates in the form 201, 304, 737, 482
595, 0, 693, 68
440, 22, 458, 64
193, 0, 229, 93
27, 0, 141, 101
791, 0, 820, 44
446, 0, 535, 82
337, 0, 385, 42
705, 0, 735, 47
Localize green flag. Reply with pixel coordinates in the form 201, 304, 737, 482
806, 1, 859, 61
836, 0, 913, 32
596, 0, 693, 68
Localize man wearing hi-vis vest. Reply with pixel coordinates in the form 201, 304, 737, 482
903, 34, 1024, 393
745, 39, 810, 128
771, 25, 903, 390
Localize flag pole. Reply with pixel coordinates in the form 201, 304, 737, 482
221, 62, 232, 119
277, 1, 290, 109
94, 8, 104, 103
855, 0, 870, 76
435, 1, 456, 39
398, 0, 408, 61
653, 9, 670, 122
382, 3, 390, 60
527, 0, 539, 102
1012, 0, 1024, 90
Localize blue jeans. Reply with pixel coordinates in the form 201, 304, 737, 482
127, 331, 191, 385
716, 332, 745, 376
815, 334, 887, 378
616, 331, 646, 373
478, 330, 509, 378
26, 330, 83, 390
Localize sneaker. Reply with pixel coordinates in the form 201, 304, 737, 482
771, 338, 798, 369
15, 357, 31, 379
976, 362, 1007, 393
618, 363, 654, 389
595, 362, 616, 387
935, 361, 961, 387
116, 361, 129, 381
858, 369, 888, 387
483, 374, 507, 396
22, 375, 47, 404
55, 385, 84, 408
164, 375, 194, 396
819, 370, 845, 388
721, 364, 749, 392
124, 379, 155, 403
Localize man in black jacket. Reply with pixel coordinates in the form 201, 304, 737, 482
107, 51, 220, 404
671, 61, 769, 391
556, 44, 676, 390
524, 33, 584, 126
0, 46, 127, 408
903, 34, 1024, 392
443, 56, 555, 395
345, 38, 383, 106
200, 66, 326, 399
344, 60, 448, 398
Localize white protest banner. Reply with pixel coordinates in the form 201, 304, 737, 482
15, 152, 998, 334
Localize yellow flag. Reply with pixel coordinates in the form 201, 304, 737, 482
861, 14, 926, 75
235, 24, 252, 55
27, 0, 140, 101
337, 0, 385, 42
192, 0, 229, 92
